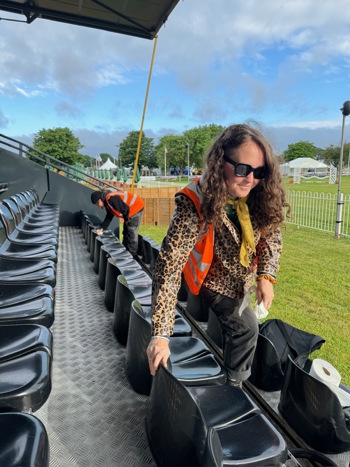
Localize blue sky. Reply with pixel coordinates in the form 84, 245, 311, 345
1, 0, 350, 159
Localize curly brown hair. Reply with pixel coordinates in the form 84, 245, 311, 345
201, 123, 290, 231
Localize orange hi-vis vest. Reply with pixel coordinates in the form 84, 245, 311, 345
105, 191, 145, 219
178, 179, 214, 295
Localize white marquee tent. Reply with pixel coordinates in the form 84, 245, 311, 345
100, 157, 117, 170
280, 157, 329, 176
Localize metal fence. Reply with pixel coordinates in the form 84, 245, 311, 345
285, 190, 350, 237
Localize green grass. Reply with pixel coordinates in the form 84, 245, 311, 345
283, 174, 350, 194
139, 223, 350, 386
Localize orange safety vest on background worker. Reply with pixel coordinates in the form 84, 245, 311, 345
105, 191, 144, 219
177, 179, 214, 295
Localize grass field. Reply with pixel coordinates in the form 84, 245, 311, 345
139, 222, 350, 386
284, 174, 350, 194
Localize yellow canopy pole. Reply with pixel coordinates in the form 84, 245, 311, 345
131, 35, 158, 192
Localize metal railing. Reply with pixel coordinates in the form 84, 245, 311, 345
286, 190, 350, 237
0, 133, 120, 192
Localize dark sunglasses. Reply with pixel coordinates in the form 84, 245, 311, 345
223, 155, 267, 179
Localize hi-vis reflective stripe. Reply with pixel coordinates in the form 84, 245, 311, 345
105, 191, 145, 218
129, 193, 137, 206
178, 179, 214, 295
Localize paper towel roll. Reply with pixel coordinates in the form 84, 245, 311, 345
310, 358, 350, 407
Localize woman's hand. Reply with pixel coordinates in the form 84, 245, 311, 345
256, 278, 274, 309
146, 338, 171, 376
96, 228, 103, 235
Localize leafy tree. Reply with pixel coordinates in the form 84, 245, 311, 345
32, 127, 84, 166
183, 124, 225, 170
283, 141, 320, 162
118, 131, 156, 171
155, 124, 225, 175
322, 143, 350, 168
155, 135, 187, 174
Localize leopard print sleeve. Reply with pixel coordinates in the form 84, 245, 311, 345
255, 225, 282, 278
151, 194, 200, 337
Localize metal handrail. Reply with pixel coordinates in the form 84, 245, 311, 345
0, 133, 121, 192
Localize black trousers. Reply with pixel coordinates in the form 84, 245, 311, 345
201, 287, 259, 384
122, 209, 143, 256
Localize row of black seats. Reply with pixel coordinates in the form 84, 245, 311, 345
0, 189, 59, 466
80, 213, 288, 466
182, 259, 350, 455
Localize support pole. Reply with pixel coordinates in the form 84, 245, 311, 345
131, 35, 158, 191
335, 107, 349, 238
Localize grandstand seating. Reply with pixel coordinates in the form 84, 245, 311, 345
0, 189, 58, 465
146, 364, 287, 467
125, 300, 226, 395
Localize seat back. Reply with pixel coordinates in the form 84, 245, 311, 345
146, 364, 205, 467
249, 333, 283, 391
112, 275, 137, 345
142, 237, 153, 265
10, 195, 30, 217
125, 300, 153, 395
0, 204, 17, 240
21, 191, 36, 210
0, 412, 49, 467
278, 356, 350, 453
149, 243, 160, 272
2, 199, 22, 226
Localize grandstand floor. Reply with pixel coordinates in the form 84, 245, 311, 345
36, 227, 156, 467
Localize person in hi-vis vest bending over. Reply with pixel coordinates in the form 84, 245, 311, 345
147, 123, 291, 387
91, 190, 144, 257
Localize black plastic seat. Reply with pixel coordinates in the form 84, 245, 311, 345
0, 204, 58, 247
104, 256, 152, 311
141, 236, 153, 266
205, 412, 287, 466
146, 364, 287, 467
0, 283, 55, 327
278, 356, 350, 453
0, 349, 52, 412
0, 257, 56, 286
93, 231, 119, 274
125, 300, 226, 395
0, 224, 57, 263
113, 275, 153, 344
15, 192, 59, 220
97, 243, 132, 290
2, 198, 59, 239
0, 412, 49, 467
149, 242, 160, 273
10, 195, 59, 228
0, 324, 53, 361
114, 278, 191, 345
24, 190, 59, 214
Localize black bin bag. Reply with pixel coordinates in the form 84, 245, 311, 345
249, 318, 325, 391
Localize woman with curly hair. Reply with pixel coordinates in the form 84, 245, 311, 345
147, 123, 290, 386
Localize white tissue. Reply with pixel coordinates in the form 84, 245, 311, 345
237, 285, 269, 319
253, 300, 269, 319
310, 358, 350, 407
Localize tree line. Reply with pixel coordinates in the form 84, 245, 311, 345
30, 126, 350, 174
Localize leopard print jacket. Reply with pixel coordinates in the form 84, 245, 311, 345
151, 193, 282, 337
